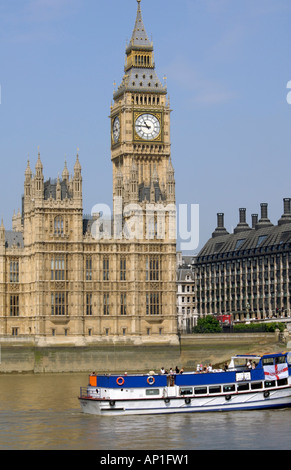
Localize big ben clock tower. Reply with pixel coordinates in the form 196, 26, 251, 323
109, 0, 177, 341
110, 0, 175, 209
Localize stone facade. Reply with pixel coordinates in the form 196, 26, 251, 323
0, 0, 178, 345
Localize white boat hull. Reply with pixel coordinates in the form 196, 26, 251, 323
79, 386, 291, 416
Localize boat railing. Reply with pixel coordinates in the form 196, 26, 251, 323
79, 387, 90, 398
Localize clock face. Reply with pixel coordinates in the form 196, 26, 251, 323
135, 114, 160, 141
112, 116, 120, 143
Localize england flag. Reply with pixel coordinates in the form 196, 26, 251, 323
264, 363, 289, 380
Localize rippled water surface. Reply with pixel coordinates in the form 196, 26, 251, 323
0, 374, 290, 450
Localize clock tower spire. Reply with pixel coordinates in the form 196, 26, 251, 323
111, 0, 174, 209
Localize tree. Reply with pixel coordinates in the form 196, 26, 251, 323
193, 315, 222, 333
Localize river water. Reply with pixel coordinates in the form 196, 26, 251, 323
0, 373, 290, 451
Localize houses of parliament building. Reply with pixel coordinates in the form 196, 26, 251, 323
0, 0, 178, 345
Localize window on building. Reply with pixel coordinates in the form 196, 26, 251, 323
10, 259, 19, 283
146, 292, 161, 315
103, 258, 109, 281
51, 256, 65, 281
103, 293, 109, 315
10, 295, 19, 316
86, 293, 92, 315
12, 327, 19, 336
256, 235, 268, 247
120, 258, 126, 281
86, 257, 92, 281
146, 256, 161, 281
120, 293, 126, 315
51, 292, 67, 316
235, 239, 246, 250
54, 216, 64, 235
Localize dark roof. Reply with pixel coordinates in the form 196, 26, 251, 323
196, 204, 291, 262
5, 231, 24, 249
177, 268, 194, 282
44, 179, 72, 200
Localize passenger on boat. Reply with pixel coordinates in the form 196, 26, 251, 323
224, 362, 228, 371
175, 366, 179, 374
196, 364, 200, 373
207, 364, 213, 372
252, 361, 257, 369
179, 367, 184, 374
160, 367, 165, 374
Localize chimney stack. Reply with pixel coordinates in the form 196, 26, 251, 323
256, 203, 273, 228
212, 213, 229, 238
278, 198, 291, 225
234, 208, 250, 234
251, 214, 258, 229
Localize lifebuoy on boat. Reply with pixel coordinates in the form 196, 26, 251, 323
147, 376, 155, 385
225, 395, 231, 401
185, 398, 191, 405
264, 391, 270, 398
116, 376, 125, 386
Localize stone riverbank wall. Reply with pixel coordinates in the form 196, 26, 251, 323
0, 332, 289, 374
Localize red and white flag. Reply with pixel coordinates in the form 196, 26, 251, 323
264, 363, 289, 380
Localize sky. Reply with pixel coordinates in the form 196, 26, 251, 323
0, 0, 291, 253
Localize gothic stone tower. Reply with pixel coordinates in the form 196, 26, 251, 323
111, 0, 175, 207
108, 0, 177, 340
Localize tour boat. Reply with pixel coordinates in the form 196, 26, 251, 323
78, 351, 291, 416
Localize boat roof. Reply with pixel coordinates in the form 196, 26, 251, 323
233, 352, 289, 360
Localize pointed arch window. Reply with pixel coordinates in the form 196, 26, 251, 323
54, 216, 64, 235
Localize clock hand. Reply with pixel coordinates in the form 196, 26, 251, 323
137, 124, 150, 129
142, 120, 150, 129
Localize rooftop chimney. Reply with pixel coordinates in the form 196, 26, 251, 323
234, 208, 251, 234
255, 203, 273, 228
278, 198, 291, 225
251, 214, 258, 229
212, 213, 229, 238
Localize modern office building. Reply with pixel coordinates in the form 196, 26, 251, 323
194, 200, 291, 321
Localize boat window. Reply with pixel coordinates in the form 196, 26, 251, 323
237, 383, 249, 392
251, 382, 262, 390
262, 357, 274, 366
223, 384, 235, 393
275, 356, 287, 364
264, 380, 275, 388
194, 387, 207, 395
209, 385, 221, 394
145, 389, 160, 396
179, 387, 193, 396
277, 378, 288, 387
